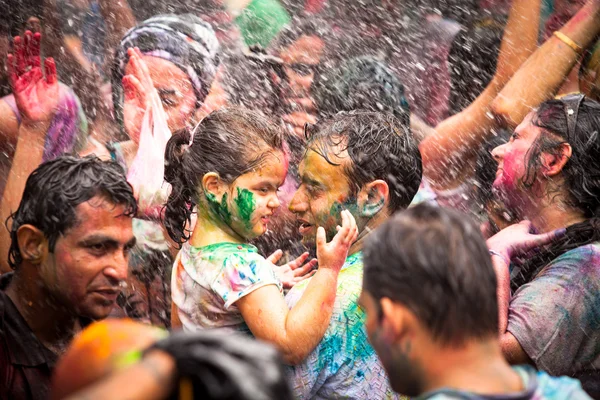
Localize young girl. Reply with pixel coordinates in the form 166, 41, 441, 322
164, 107, 357, 365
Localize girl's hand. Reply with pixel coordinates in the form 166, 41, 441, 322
8, 30, 58, 125
486, 220, 567, 262
268, 250, 317, 289
123, 47, 156, 142
316, 210, 359, 273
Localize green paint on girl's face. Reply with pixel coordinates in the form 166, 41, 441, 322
205, 192, 232, 225
234, 188, 256, 230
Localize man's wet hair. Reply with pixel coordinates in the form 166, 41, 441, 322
363, 203, 499, 345
7, 155, 137, 269
306, 111, 422, 213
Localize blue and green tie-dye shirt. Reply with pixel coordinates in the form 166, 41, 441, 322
285, 252, 401, 400
417, 365, 591, 399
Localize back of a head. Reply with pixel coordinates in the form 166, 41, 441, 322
307, 111, 422, 212
314, 56, 410, 126
448, 19, 504, 115
7, 155, 137, 270
363, 203, 498, 345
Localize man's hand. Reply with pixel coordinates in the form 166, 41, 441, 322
8, 30, 58, 125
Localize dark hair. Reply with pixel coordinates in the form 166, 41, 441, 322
164, 107, 284, 246
306, 111, 422, 213
363, 203, 499, 345
7, 155, 137, 269
448, 19, 504, 115
511, 97, 600, 288
313, 56, 411, 126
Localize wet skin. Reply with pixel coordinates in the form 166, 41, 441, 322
41, 197, 136, 320
289, 147, 358, 247
206, 150, 288, 241
124, 55, 197, 137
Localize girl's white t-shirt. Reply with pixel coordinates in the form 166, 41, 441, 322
171, 241, 282, 333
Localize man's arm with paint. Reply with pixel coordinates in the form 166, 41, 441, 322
492, 0, 600, 127
237, 210, 358, 365
0, 31, 58, 273
419, 0, 541, 190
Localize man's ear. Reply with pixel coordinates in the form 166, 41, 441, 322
541, 142, 572, 177
201, 172, 227, 199
357, 180, 389, 218
379, 297, 416, 347
16, 225, 48, 265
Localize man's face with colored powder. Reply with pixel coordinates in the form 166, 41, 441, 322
289, 140, 358, 247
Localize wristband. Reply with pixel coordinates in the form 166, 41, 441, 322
489, 249, 510, 265
553, 31, 583, 54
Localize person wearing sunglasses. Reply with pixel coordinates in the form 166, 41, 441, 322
486, 94, 600, 398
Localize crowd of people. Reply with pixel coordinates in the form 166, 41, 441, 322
0, 0, 600, 399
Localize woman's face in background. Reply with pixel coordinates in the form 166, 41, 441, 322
124, 55, 197, 134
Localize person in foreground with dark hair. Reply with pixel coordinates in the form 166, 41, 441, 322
0, 155, 137, 400
487, 95, 600, 397
361, 203, 591, 399
51, 319, 293, 400
286, 111, 422, 398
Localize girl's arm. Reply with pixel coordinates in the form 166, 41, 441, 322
237, 210, 358, 365
420, 0, 541, 190
492, 0, 600, 127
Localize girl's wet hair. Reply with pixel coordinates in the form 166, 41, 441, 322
512, 97, 600, 288
163, 107, 284, 247
7, 155, 137, 270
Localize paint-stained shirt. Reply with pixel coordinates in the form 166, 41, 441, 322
416, 365, 591, 399
171, 242, 282, 333
508, 244, 600, 395
285, 252, 400, 399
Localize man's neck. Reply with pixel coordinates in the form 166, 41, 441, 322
348, 208, 390, 255
421, 338, 524, 396
5, 270, 79, 354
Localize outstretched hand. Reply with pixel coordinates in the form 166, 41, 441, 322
8, 30, 58, 124
316, 210, 359, 273
123, 47, 156, 143
486, 220, 567, 262
268, 250, 317, 289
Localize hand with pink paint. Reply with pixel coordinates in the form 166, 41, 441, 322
8, 30, 58, 125
122, 47, 156, 143
486, 220, 567, 263
316, 210, 359, 273
268, 250, 317, 289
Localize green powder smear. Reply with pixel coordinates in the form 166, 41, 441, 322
206, 192, 232, 225
205, 188, 256, 230
234, 188, 256, 230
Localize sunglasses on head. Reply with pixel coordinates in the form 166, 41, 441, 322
560, 93, 585, 139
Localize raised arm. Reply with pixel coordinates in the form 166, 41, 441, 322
0, 32, 59, 273
420, 0, 541, 189
237, 210, 358, 365
97, 0, 136, 75
492, 0, 600, 127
